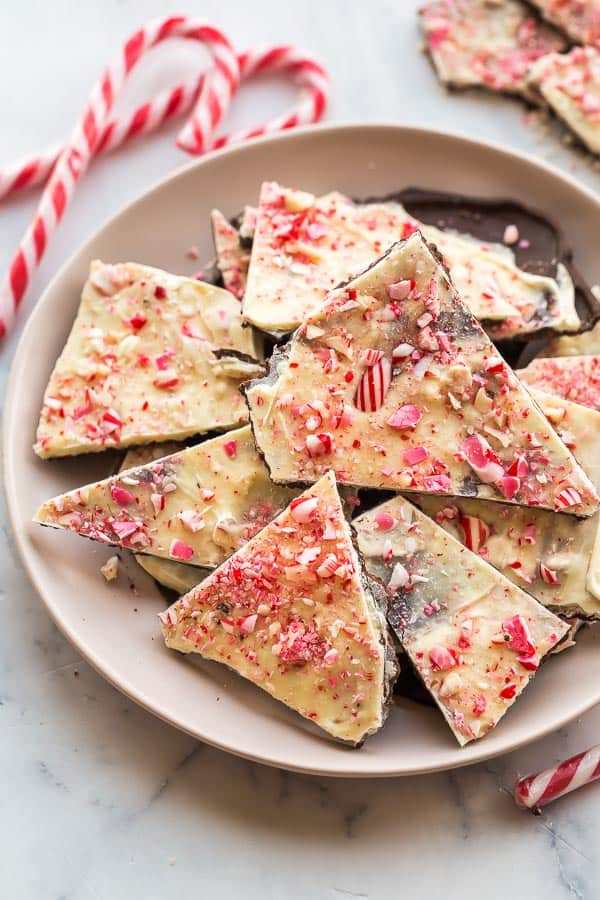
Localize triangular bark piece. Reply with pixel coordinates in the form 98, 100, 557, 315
246, 232, 598, 516
160, 471, 396, 744
518, 355, 600, 410
417, 390, 600, 619
35, 261, 263, 458
353, 495, 569, 745
35, 426, 297, 568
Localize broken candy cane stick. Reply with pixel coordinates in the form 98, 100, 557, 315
515, 744, 600, 812
0, 17, 329, 337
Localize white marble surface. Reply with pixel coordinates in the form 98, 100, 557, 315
2, 1, 600, 897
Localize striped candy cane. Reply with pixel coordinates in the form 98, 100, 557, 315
515, 744, 600, 812
0, 18, 329, 338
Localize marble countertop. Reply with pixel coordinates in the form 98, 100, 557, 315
2, 1, 600, 897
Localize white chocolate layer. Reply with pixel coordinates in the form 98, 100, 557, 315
529, 0, 600, 45
35, 261, 262, 458
160, 471, 396, 744
246, 233, 598, 516
354, 495, 568, 745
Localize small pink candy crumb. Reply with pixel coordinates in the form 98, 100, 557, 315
402, 446, 428, 465
503, 224, 519, 245
290, 496, 319, 523
224, 440, 237, 458
387, 279, 414, 301
375, 510, 396, 532
429, 646, 457, 671
498, 475, 521, 501
387, 404, 422, 430
501, 614, 533, 655
169, 539, 194, 561
240, 614, 258, 635
110, 484, 135, 506
323, 647, 339, 666
423, 474, 451, 493
178, 510, 205, 533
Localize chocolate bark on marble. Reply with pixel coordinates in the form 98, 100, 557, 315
353, 495, 569, 745
35, 426, 298, 568
211, 210, 251, 300
419, 0, 566, 101
528, 0, 600, 45
417, 389, 600, 619
160, 471, 397, 745
241, 182, 575, 337
245, 232, 598, 516
517, 355, 600, 409
528, 47, 600, 155
34, 261, 263, 458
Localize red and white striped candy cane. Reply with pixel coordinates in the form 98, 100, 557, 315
515, 744, 600, 812
0, 74, 207, 201
0, 18, 329, 338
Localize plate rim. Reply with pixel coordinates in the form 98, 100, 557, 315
5, 121, 600, 777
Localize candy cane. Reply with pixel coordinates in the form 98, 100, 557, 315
0, 18, 329, 338
514, 744, 600, 812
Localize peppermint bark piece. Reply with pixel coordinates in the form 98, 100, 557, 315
35, 261, 263, 458
418, 390, 600, 618
528, 47, 600, 155
419, 0, 566, 100
160, 471, 397, 745
246, 232, 598, 516
211, 210, 250, 299
242, 182, 577, 337
517, 355, 600, 409
35, 426, 298, 568
528, 0, 600, 45
545, 320, 600, 357
353, 495, 569, 745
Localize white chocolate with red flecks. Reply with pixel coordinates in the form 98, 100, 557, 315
420, 0, 566, 100
545, 320, 600, 357
528, 0, 600, 45
528, 47, 600, 155
241, 182, 577, 337
517, 355, 600, 410
246, 232, 598, 516
119, 442, 210, 594
211, 209, 251, 299
417, 389, 600, 619
35, 426, 298, 568
160, 471, 396, 745
353, 494, 569, 745
34, 261, 263, 458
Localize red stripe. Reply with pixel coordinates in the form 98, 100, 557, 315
33, 217, 47, 261
288, 59, 327, 77
243, 126, 267, 140
96, 122, 115, 155
313, 88, 326, 120
10, 159, 41, 194
52, 180, 67, 220
206, 88, 222, 129
163, 85, 185, 120
0, 318, 6, 339
82, 107, 98, 152
10, 250, 28, 304
215, 56, 238, 94
124, 29, 145, 73
188, 25, 230, 48
156, 15, 186, 41
539, 753, 587, 803
126, 102, 151, 139
281, 114, 300, 130
101, 73, 113, 110
253, 46, 289, 73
